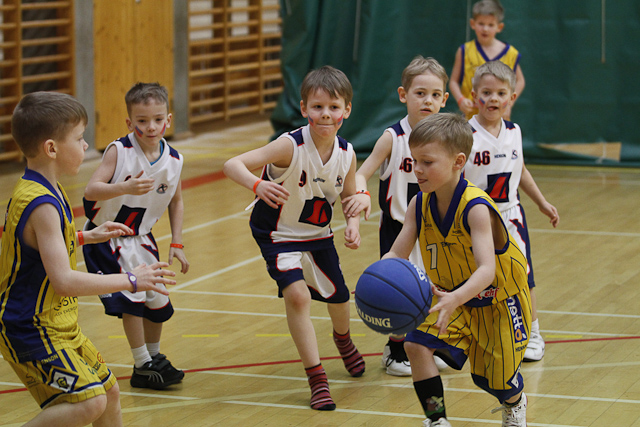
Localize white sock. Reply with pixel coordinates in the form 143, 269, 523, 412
132, 345, 152, 368
146, 342, 160, 357
531, 319, 540, 334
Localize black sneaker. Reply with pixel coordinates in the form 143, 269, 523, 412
130, 354, 185, 389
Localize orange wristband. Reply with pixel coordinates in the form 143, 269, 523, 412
252, 179, 263, 194
356, 190, 370, 197
78, 231, 84, 246
170, 243, 184, 249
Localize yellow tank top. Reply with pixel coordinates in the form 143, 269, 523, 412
0, 169, 81, 362
417, 178, 528, 305
459, 39, 521, 119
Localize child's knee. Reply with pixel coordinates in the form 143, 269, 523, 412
283, 281, 311, 309
75, 394, 108, 423
404, 341, 434, 360
106, 381, 120, 401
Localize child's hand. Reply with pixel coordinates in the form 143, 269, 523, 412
168, 246, 190, 274
342, 193, 371, 220
255, 180, 290, 209
429, 285, 461, 336
86, 221, 133, 244
539, 202, 559, 228
344, 224, 360, 250
458, 97, 475, 115
131, 262, 176, 295
125, 171, 155, 195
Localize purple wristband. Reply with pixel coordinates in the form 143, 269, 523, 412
126, 272, 137, 293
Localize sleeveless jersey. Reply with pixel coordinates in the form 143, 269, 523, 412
378, 116, 423, 266
463, 116, 523, 211
83, 133, 183, 235
0, 169, 82, 363
250, 125, 354, 256
417, 177, 528, 305
459, 39, 521, 118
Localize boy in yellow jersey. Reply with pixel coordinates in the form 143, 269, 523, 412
449, 0, 525, 121
0, 92, 176, 427
384, 113, 531, 427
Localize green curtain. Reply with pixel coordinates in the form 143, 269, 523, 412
272, 0, 640, 166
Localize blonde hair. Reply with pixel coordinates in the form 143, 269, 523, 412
409, 113, 473, 159
12, 92, 87, 158
300, 66, 353, 105
472, 61, 516, 92
401, 56, 448, 91
472, 0, 504, 22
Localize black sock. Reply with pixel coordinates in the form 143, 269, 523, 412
414, 376, 446, 422
504, 394, 523, 407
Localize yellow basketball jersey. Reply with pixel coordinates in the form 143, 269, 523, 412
459, 39, 521, 119
417, 178, 528, 304
0, 169, 82, 363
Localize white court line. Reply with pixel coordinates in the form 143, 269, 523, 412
119, 391, 199, 401
539, 309, 640, 319
221, 400, 584, 427
529, 228, 640, 238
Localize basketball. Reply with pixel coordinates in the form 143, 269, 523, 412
354, 258, 433, 335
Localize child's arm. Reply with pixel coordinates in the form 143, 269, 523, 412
26, 203, 176, 297
519, 165, 559, 227
84, 146, 155, 201
167, 182, 189, 273
342, 153, 361, 249
429, 203, 497, 334
223, 137, 293, 209
449, 47, 475, 115
382, 195, 419, 260
342, 131, 394, 220
79, 221, 133, 245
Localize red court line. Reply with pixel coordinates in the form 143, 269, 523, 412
4, 336, 640, 395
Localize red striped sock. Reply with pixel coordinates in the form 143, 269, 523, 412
305, 364, 335, 410
333, 330, 365, 377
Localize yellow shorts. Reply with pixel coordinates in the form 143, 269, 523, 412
6, 334, 116, 408
407, 287, 532, 396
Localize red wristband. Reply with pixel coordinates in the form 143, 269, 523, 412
78, 231, 84, 246
356, 190, 370, 197
170, 243, 184, 249
252, 179, 263, 194
457, 96, 465, 104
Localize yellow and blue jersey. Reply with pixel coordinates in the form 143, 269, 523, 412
417, 177, 528, 304
0, 169, 82, 363
459, 39, 521, 119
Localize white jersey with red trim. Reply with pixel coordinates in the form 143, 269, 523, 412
378, 116, 420, 223
463, 116, 523, 212
250, 125, 354, 248
83, 132, 183, 235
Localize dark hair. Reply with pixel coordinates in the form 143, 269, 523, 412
409, 113, 473, 159
125, 82, 169, 116
11, 92, 87, 158
300, 66, 353, 105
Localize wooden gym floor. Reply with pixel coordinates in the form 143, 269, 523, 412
1, 117, 640, 426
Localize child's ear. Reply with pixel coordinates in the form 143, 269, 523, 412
453, 152, 467, 170
166, 113, 172, 129
343, 102, 352, 119
299, 100, 308, 117
397, 86, 408, 103
126, 117, 134, 132
44, 139, 56, 159
497, 22, 504, 33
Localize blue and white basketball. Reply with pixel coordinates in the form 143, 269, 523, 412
355, 258, 433, 335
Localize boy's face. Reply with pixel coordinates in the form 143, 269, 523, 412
300, 88, 351, 141
399, 73, 448, 128
472, 74, 516, 123
470, 14, 503, 45
126, 99, 172, 148
411, 140, 464, 194
54, 122, 88, 176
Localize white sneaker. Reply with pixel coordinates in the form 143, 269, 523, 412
423, 418, 452, 427
381, 344, 411, 376
434, 355, 448, 370
523, 330, 545, 362
491, 393, 527, 427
